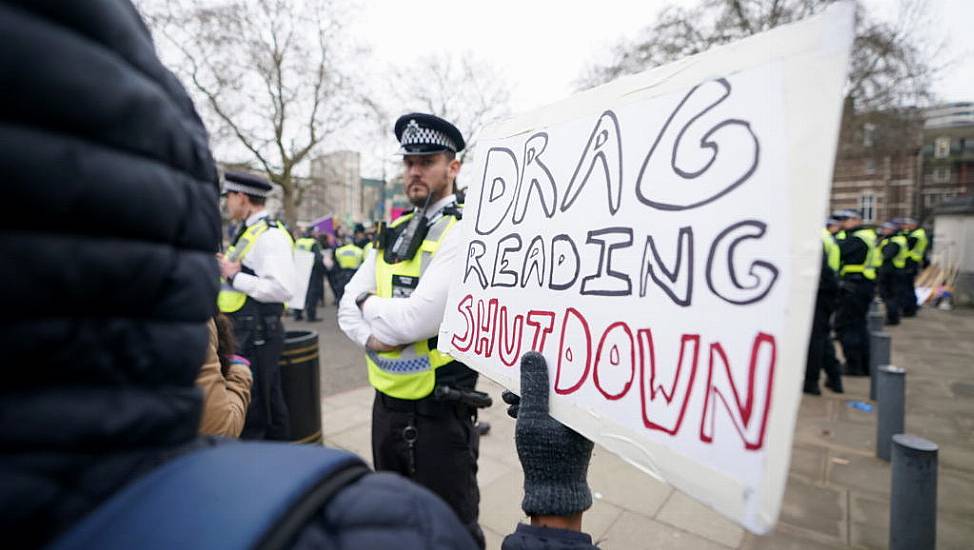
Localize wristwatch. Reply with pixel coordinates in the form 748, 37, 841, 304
355, 291, 373, 310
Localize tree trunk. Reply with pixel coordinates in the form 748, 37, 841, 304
281, 184, 297, 229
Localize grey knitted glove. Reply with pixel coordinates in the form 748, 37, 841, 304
503, 352, 594, 517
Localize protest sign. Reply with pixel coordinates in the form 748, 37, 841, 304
438, 3, 854, 533
288, 249, 315, 311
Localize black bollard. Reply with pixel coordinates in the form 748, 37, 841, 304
876, 366, 905, 461
869, 332, 891, 401
868, 309, 885, 335
279, 330, 323, 444
890, 434, 938, 550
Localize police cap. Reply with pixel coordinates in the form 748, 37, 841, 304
222, 171, 273, 197
394, 113, 465, 156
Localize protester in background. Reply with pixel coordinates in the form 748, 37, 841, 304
217, 171, 294, 440
294, 229, 326, 322
804, 222, 843, 395
197, 314, 253, 437
876, 221, 909, 326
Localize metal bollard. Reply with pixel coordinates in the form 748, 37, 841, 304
868, 309, 885, 335
876, 366, 905, 461
890, 434, 938, 550
869, 332, 891, 401
869, 298, 880, 316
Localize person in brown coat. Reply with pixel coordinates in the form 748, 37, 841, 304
196, 315, 253, 437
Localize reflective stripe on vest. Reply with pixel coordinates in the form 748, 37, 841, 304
821, 228, 840, 272
295, 237, 316, 252
880, 235, 909, 269
366, 211, 459, 400
909, 227, 928, 262
217, 219, 288, 313
839, 228, 877, 280
335, 244, 363, 269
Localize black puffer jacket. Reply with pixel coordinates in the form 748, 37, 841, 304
1, 0, 219, 545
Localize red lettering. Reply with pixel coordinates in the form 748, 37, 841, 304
699, 332, 776, 450
593, 322, 635, 400
475, 298, 499, 357
525, 310, 556, 352
451, 294, 475, 352
555, 307, 592, 395
638, 330, 700, 435
497, 306, 524, 367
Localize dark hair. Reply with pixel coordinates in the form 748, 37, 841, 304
244, 194, 266, 206
213, 313, 237, 376
443, 150, 456, 161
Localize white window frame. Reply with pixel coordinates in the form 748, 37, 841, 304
859, 192, 876, 223
933, 166, 951, 184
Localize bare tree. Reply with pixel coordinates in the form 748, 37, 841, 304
577, 0, 946, 113
389, 52, 512, 164
137, 0, 358, 226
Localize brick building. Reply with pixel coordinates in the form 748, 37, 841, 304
916, 102, 974, 221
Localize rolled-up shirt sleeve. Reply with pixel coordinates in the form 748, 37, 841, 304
362, 225, 461, 346
338, 248, 377, 348
232, 227, 294, 304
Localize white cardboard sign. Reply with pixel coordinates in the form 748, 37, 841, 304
288, 249, 315, 311
438, 4, 854, 533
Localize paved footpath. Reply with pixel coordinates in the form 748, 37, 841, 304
301, 305, 974, 549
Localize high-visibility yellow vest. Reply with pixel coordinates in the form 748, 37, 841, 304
217, 218, 290, 313
839, 228, 877, 280
820, 228, 840, 272
908, 227, 928, 263
335, 244, 363, 270
365, 210, 459, 400
879, 234, 909, 269
295, 237, 317, 252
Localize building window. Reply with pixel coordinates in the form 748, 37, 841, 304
924, 193, 940, 208
864, 158, 877, 175
934, 136, 951, 158
933, 166, 951, 183
863, 123, 876, 147
859, 192, 876, 223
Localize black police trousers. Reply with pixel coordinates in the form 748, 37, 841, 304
878, 271, 902, 325
834, 278, 875, 376
805, 297, 841, 391
234, 314, 290, 440
371, 391, 484, 550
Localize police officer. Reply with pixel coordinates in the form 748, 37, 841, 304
338, 113, 485, 548
804, 221, 843, 394
833, 209, 877, 377
294, 230, 325, 322
218, 171, 295, 440
899, 217, 928, 317
332, 237, 364, 302
876, 221, 909, 326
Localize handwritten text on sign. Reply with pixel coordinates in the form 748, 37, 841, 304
439, 5, 852, 533
444, 62, 791, 486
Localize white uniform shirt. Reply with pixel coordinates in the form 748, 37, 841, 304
230, 211, 295, 305
338, 194, 461, 347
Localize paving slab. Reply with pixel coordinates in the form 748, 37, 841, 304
656, 490, 745, 548
312, 307, 974, 549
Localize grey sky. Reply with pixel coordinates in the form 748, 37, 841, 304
353, 0, 972, 114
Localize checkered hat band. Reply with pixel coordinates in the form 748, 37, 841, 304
402, 125, 456, 151
223, 180, 270, 197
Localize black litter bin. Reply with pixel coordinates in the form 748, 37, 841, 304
278, 330, 323, 444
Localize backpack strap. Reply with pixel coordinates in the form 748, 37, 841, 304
50, 442, 369, 550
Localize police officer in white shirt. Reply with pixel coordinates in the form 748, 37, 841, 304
338, 113, 486, 548
217, 171, 295, 440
